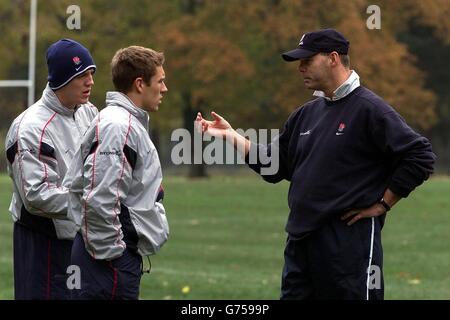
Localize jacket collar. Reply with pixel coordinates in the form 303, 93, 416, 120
105, 91, 150, 130
313, 70, 360, 101
40, 83, 77, 117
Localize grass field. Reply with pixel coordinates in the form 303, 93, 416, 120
0, 172, 449, 300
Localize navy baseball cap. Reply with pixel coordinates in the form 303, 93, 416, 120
282, 28, 350, 61
46, 39, 96, 90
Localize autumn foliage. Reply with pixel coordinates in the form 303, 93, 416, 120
0, 0, 448, 171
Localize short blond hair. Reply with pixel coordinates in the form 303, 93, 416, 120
111, 46, 165, 93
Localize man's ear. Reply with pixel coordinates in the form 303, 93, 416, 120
133, 77, 144, 94
329, 52, 341, 67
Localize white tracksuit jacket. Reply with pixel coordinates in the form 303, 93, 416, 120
66, 91, 169, 260
5, 84, 98, 239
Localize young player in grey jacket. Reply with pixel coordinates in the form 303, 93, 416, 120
67, 46, 169, 299
5, 39, 97, 299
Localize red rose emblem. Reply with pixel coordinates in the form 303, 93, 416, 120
72, 56, 81, 65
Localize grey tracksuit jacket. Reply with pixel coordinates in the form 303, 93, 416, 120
5, 84, 98, 239
66, 91, 169, 260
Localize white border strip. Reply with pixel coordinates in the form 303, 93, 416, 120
50, 64, 96, 90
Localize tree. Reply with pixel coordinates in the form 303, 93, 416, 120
155, 1, 254, 176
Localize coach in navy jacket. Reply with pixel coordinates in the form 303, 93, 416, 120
196, 28, 435, 300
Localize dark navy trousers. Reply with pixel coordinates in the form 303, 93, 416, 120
70, 233, 142, 300
13, 222, 73, 300
281, 215, 384, 300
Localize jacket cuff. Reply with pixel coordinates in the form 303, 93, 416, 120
387, 183, 410, 198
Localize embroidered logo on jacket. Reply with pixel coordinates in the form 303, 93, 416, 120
300, 129, 311, 136
99, 148, 121, 156
335, 122, 346, 136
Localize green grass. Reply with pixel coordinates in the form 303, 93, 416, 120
0, 173, 449, 299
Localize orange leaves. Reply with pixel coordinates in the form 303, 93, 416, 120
156, 15, 254, 111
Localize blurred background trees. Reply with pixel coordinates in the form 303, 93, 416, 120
1, 0, 449, 175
